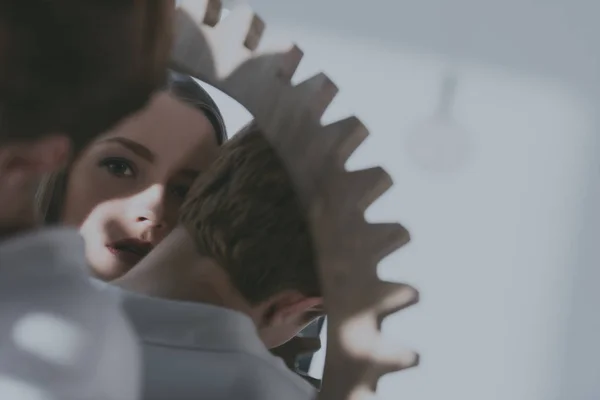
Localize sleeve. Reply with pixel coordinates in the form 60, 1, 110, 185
0, 260, 141, 400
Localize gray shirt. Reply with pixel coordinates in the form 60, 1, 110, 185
0, 228, 141, 400
103, 285, 317, 400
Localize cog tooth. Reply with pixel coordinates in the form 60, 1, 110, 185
322, 304, 419, 397
171, 7, 218, 82
321, 116, 369, 165
239, 45, 304, 84
348, 167, 392, 211
243, 17, 265, 51
280, 117, 369, 196
327, 167, 392, 212
374, 281, 419, 328
294, 73, 339, 119
360, 222, 410, 262
204, 0, 224, 26
368, 347, 420, 378
215, 4, 265, 51
274, 45, 304, 82
177, 0, 223, 27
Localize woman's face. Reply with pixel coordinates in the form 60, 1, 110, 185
61, 91, 219, 280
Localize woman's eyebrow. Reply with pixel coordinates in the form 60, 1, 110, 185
97, 137, 155, 163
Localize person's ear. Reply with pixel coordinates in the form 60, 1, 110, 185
258, 291, 323, 349
264, 291, 323, 327
0, 135, 70, 184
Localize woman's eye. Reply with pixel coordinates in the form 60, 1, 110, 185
99, 158, 135, 178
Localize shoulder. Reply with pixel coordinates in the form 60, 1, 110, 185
0, 227, 88, 283
0, 229, 141, 400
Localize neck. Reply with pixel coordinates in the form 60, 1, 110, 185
114, 225, 257, 319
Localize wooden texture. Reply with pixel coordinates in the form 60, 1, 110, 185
0, 0, 175, 150
172, 1, 419, 398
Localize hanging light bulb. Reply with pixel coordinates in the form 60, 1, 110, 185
405, 70, 473, 174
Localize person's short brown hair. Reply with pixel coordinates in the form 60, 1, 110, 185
179, 122, 321, 304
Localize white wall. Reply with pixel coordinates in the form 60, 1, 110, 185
204, 1, 600, 399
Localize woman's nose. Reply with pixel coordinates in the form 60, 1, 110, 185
131, 184, 167, 230
136, 214, 163, 229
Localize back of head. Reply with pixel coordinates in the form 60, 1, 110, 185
179, 122, 321, 304
0, 0, 174, 151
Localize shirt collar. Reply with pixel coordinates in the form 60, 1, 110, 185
96, 282, 271, 358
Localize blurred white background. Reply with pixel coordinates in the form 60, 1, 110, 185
199, 1, 600, 399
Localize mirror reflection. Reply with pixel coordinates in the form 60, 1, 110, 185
33, 70, 323, 394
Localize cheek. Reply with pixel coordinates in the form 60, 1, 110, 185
78, 200, 127, 244
61, 180, 98, 227
61, 168, 132, 226
163, 198, 184, 229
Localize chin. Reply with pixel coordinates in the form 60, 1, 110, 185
87, 256, 128, 282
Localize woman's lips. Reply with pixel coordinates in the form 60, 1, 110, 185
106, 245, 145, 266
106, 238, 153, 266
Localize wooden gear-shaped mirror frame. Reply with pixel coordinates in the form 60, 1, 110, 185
171, 1, 420, 398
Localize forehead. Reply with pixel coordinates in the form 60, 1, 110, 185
99, 91, 218, 170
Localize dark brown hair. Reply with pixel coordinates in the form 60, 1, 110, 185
0, 0, 173, 150
179, 122, 321, 304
